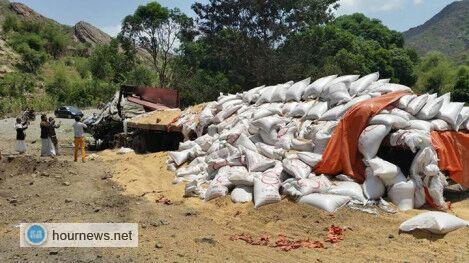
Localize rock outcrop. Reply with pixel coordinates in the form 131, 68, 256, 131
73, 21, 112, 47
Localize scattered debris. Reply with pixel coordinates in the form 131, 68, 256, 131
155, 196, 172, 205
194, 237, 217, 245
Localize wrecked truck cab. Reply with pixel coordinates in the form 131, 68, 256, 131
86, 85, 181, 151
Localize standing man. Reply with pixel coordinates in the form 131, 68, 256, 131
49, 117, 61, 155
73, 116, 87, 162
40, 114, 55, 157
15, 117, 29, 154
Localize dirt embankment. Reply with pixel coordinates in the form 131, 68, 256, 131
105, 150, 469, 262
0, 123, 467, 262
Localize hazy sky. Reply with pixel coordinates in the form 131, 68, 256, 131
15, 0, 457, 36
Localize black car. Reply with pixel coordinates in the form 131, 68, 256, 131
54, 106, 84, 119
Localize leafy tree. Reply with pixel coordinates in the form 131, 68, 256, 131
279, 17, 418, 86
120, 2, 189, 86
185, 0, 339, 89
333, 13, 404, 48
124, 64, 158, 86
89, 39, 128, 83
193, 0, 339, 46
452, 65, 469, 103
414, 52, 455, 94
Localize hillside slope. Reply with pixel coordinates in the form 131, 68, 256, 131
404, 0, 469, 60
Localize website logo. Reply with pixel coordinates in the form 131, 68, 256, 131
25, 224, 47, 246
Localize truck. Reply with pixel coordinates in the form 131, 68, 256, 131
85, 85, 183, 152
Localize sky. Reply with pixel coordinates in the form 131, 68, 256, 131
14, 0, 457, 36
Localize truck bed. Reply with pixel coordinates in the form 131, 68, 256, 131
126, 109, 182, 131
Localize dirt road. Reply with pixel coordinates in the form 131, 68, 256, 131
0, 114, 468, 262
0, 109, 96, 156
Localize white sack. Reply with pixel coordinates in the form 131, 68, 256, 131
290, 138, 315, 152
244, 148, 276, 172
374, 83, 411, 94
234, 133, 257, 152
369, 114, 409, 129
399, 212, 468, 234
169, 149, 192, 166
297, 152, 322, 168
227, 166, 253, 186
328, 181, 366, 203
416, 96, 444, 120
303, 75, 337, 99
455, 107, 469, 131
388, 180, 415, 211
271, 84, 289, 102
349, 72, 379, 96
406, 94, 429, 115
253, 168, 282, 208
397, 94, 417, 109
408, 120, 432, 133
438, 102, 464, 129
288, 101, 316, 117
368, 157, 399, 186
363, 169, 386, 200
389, 108, 413, 121
205, 166, 234, 201
256, 142, 285, 160
231, 186, 253, 203
252, 115, 284, 132
318, 105, 345, 121
282, 157, 311, 179
256, 86, 276, 104
285, 77, 311, 101
322, 82, 352, 106
326, 74, 360, 88
298, 194, 351, 213
358, 125, 391, 160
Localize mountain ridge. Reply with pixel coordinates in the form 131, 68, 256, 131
404, 0, 469, 60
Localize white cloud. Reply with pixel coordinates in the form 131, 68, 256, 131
99, 24, 121, 37
413, 0, 423, 4
337, 0, 406, 14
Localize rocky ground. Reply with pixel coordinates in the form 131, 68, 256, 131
0, 115, 468, 262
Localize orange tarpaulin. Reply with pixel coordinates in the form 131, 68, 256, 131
431, 131, 469, 188
314, 92, 409, 183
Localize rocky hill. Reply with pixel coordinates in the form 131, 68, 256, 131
404, 0, 469, 60
9, 2, 112, 47
0, 1, 117, 76
73, 21, 112, 47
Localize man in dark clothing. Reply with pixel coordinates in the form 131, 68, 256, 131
49, 117, 61, 155
15, 117, 28, 154
40, 114, 55, 157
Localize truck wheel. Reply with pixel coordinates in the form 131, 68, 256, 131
132, 134, 146, 154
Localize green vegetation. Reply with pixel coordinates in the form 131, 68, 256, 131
414, 52, 469, 102
0, 1, 467, 117
0, 12, 153, 116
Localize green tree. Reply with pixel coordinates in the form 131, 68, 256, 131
124, 64, 158, 86
120, 3, 190, 86
185, 0, 340, 88
414, 52, 455, 94
452, 65, 469, 103
89, 39, 127, 83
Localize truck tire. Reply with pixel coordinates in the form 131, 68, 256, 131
132, 134, 146, 154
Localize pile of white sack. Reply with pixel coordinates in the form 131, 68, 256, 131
167, 73, 469, 213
